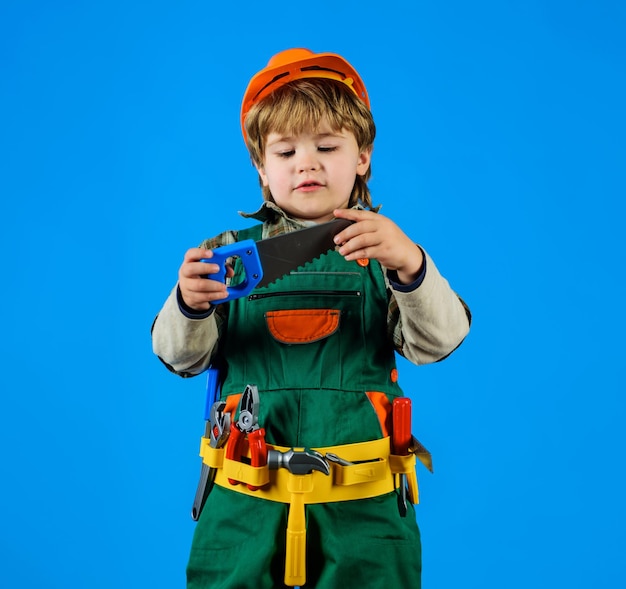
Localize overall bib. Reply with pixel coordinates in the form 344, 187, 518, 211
187, 224, 422, 589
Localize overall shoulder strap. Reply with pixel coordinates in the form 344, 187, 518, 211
237, 223, 264, 242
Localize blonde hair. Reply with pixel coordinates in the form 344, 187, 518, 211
244, 78, 376, 208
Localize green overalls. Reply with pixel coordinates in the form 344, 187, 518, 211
187, 224, 422, 589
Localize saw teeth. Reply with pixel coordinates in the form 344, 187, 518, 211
261, 248, 336, 289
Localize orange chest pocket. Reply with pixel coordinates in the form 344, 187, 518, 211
265, 309, 341, 344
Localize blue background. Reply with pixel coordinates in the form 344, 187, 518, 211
2, 1, 625, 587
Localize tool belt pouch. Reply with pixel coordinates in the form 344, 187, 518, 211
199, 441, 271, 489
389, 453, 419, 505
389, 434, 434, 505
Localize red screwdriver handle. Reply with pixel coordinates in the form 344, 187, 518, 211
392, 397, 412, 517
392, 397, 412, 455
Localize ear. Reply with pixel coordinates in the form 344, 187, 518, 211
356, 146, 373, 176
255, 163, 270, 187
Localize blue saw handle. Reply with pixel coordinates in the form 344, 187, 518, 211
203, 368, 221, 420
202, 239, 263, 304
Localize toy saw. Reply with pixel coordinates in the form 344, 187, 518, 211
206, 218, 352, 303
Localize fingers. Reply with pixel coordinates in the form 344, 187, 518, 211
335, 227, 382, 261
333, 209, 376, 250
179, 249, 223, 283
333, 207, 371, 222
178, 247, 230, 310
180, 248, 218, 274
333, 209, 387, 261
332, 209, 421, 277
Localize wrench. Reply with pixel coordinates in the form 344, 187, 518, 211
191, 401, 230, 520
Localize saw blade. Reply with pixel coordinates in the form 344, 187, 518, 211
254, 218, 352, 288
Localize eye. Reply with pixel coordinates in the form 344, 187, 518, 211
277, 150, 295, 158
318, 146, 338, 153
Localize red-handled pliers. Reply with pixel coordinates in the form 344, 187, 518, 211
226, 384, 267, 490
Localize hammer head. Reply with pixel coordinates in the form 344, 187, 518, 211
267, 449, 330, 476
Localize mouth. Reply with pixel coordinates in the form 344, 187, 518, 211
295, 181, 323, 191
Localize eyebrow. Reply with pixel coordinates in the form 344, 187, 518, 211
266, 131, 345, 146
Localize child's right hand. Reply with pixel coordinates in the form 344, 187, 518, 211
178, 248, 233, 311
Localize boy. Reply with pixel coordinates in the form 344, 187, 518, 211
152, 48, 471, 589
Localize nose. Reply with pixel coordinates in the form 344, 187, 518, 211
296, 148, 320, 172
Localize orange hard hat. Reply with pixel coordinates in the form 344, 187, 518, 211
240, 48, 370, 141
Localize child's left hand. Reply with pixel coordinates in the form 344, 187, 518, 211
332, 208, 424, 285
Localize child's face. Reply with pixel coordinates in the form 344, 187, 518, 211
256, 118, 371, 223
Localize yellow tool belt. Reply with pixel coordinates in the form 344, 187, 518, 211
200, 436, 427, 505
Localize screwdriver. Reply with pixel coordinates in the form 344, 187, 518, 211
392, 397, 412, 517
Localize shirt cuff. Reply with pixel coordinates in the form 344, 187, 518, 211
386, 247, 427, 293
176, 285, 215, 319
